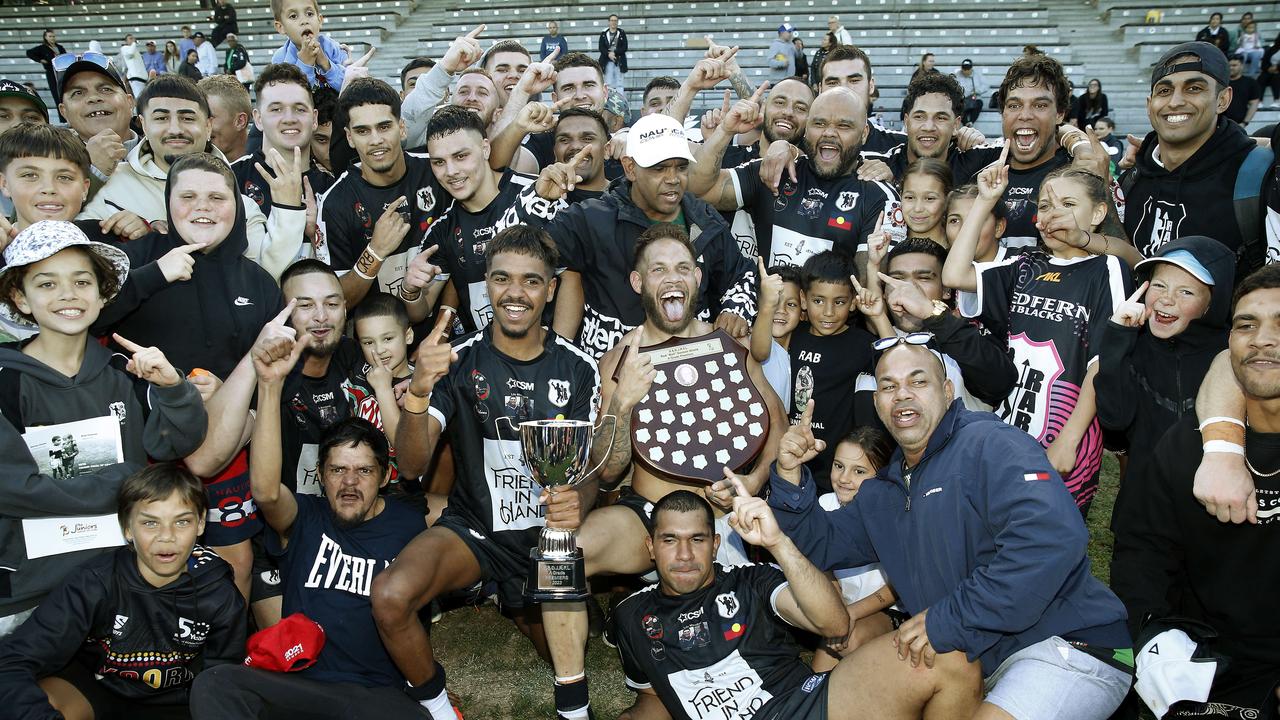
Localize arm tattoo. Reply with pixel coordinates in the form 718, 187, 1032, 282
730, 71, 754, 101
596, 395, 634, 487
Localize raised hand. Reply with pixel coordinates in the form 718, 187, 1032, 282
701, 90, 731, 134
613, 332, 657, 411
1111, 281, 1150, 328
366, 355, 394, 391
406, 307, 457, 399
254, 146, 304, 207
720, 81, 767, 136
517, 45, 559, 96
777, 399, 825, 480
303, 176, 319, 247
1034, 182, 1088, 250
157, 241, 206, 283
878, 271, 935, 321
251, 301, 309, 384
535, 145, 593, 201
369, 196, 410, 259
864, 211, 889, 270
976, 144, 1009, 202
340, 46, 376, 92
757, 256, 782, 308
704, 35, 743, 74
685, 47, 739, 91
112, 333, 183, 387
403, 245, 441, 295
1071, 125, 1111, 179
724, 472, 784, 548
441, 25, 485, 74
1117, 134, 1142, 171
850, 273, 885, 319
85, 128, 126, 173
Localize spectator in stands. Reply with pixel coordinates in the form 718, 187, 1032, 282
793, 38, 809, 83
200, 75, 251, 162
25, 30, 65, 122
179, 25, 197, 61
1071, 78, 1109, 129
118, 35, 148, 98
828, 14, 854, 46
163, 41, 182, 75
811, 32, 836, 87
641, 76, 680, 117
79, 75, 304, 280
909, 52, 938, 85
0, 81, 48, 134
1235, 19, 1265, 77
1093, 116, 1124, 170
953, 58, 988, 126
1110, 264, 1280, 720
1120, 42, 1269, 267
143, 41, 165, 79
769, 23, 798, 82
1196, 12, 1231, 55
181, 49, 204, 81
57, 57, 139, 182
271, 0, 350, 89
193, 32, 218, 77
210, 0, 239, 47
1023, 44, 1044, 57
1226, 54, 1263, 126
598, 14, 628, 93
224, 34, 253, 92
541, 20, 569, 62
1231, 12, 1255, 52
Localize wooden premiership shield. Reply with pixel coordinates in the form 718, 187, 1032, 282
626, 329, 770, 484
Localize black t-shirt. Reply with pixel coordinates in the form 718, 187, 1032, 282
863, 123, 906, 155
316, 152, 445, 295
730, 158, 905, 267
881, 145, 991, 186
424, 170, 537, 332
429, 327, 600, 557
965, 145, 1071, 248
231, 151, 336, 217
270, 494, 425, 688
280, 338, 365, 495
787, 324, 877, 490
1226, 76, 1262, 124
521, 129, 624, 180
612, 563, 814, 720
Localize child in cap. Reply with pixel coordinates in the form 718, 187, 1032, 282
0, 221, 207, 636
270, 0, 349, 88
0, 463, 246, 719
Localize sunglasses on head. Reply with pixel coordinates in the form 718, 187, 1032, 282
871, 332, 935, 352
52, 52, 110, 74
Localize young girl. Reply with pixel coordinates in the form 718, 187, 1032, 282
0, 464, 246, 719
812, 426, 898, 672
899, 158, 952, 248
943, 158, 1131, 514
0, 221, 207, 637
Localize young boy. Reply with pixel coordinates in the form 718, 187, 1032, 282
344, 293, 413, 452
0, 221, 207, 638
0, 464, 246, 718
786, 250, 878, 490
270, 0, 349, 89
751, 258, 803, 414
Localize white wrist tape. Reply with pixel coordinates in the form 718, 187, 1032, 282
1202, 440, 1245, 456
1199, 416, 1246, 431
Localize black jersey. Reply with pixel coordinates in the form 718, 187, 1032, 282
613, 563, 815, 720
863, 122, 907, 155
964, 252, 1129, 509
964, 145, 1071, 249
730, 158, 905, 267
315, 152, 445, 295
428, 327, 600, 557
787, 325, 877, 491
231, 151, 336, 217
881, 145, 992, 186
280, 338, 364, 496
424, 169, 538, 332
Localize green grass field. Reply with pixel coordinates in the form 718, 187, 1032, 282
432, 455, 1124, 719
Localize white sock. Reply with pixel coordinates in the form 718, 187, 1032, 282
559, 707, 590, 720
418, 688, 454, 720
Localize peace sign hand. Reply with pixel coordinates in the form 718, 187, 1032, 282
1111, 281, 1150, 328
113, 334, 183, 388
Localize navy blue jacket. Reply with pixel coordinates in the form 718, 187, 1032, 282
768, 400, 1129, 675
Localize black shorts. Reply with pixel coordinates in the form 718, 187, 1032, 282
52, 659, 191, 720
249, 533, 283, 603
434, 510, 532, 610
614, 489, 656, 534
755, 672, 830, 720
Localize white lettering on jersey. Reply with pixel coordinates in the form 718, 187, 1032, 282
768, 225, 833, 267
467, 280, 493, 328
303, 533, 385, 596
483, 438, 546, 532
667, 649, 772, 720
998, 332, 1066, 443
296, 443, 323, 496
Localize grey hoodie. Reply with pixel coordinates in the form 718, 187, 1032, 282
0, 339, 206, 616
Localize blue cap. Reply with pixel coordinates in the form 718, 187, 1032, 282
1135, 249, 1214, 286
778, 23, 795, 34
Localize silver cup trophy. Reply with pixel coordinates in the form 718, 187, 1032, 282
497, 416, 614, 602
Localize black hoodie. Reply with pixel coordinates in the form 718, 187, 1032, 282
96, 172, 285, 381
0, 545, 245, 718
1121, 117, 1258, 267
1096, 235, 1234, 527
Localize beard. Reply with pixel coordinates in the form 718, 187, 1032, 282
304, 333, 341, 359
641, 288, 695, 335
803, 138, 861, 180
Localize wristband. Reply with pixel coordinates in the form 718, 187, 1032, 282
1199, 416, 1246, 430
1202, 440, 1245, 456
354, 247, 383, 280
1069, 140, 1090, 156
404, 391, 431, 414
353, 265, 376, 280
400, 285, 422, 301
365, 247, 385, 263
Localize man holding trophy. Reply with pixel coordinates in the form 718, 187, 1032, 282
370, 225, 603, 720
542, 223, 789, 720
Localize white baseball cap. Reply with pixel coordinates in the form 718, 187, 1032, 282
625, 113, 697, 169
1134, 628, 1218, 718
